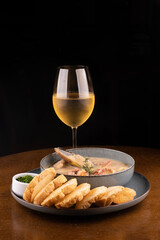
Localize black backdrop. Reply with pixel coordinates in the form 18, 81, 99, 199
0, 0, 160, 156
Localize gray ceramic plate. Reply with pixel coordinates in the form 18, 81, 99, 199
11, 169, 150, 216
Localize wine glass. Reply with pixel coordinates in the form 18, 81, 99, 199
52, 65, 95, 148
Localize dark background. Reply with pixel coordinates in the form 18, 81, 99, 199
0, 0, 160, 156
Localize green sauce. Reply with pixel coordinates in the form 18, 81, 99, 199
16, 175, 33, 183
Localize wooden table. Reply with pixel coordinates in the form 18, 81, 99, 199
0, 146, 159, 240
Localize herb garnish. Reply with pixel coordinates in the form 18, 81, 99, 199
82, 157, 94, 174
16, 175, 33, 183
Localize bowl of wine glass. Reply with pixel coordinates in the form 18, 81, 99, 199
52, 65, 95, 148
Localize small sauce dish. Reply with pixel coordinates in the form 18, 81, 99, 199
12, 172, 38, 197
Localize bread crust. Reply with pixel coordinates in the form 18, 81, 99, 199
112, 187, 136, 204
23, 168, 56, 203
95, 186, 124, 207
41, 178, 77, 207
55, 183, 90, 208
75, 186, 107, 209
33, 175, 67, 205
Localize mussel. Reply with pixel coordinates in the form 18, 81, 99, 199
54, 148, 94, 169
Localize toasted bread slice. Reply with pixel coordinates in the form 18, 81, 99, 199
33, 175, 67, 205
55, 183, 91, 209
95, 186, 124, 207
75, 186, 107, 209
112, 187, 136, 204
41, 178, 77, 207
23, 168, 56, 203
31, 168, 56, 202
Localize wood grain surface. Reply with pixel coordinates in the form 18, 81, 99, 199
0, 146, 159, 240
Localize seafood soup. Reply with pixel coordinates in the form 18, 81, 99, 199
53, 157, 129, 176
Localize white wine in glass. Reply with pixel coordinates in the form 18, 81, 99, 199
52, 65, 95, 147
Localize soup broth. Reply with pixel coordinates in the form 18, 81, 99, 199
53, 157, 128, 176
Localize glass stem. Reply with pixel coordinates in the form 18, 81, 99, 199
72, 127, 77, 148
